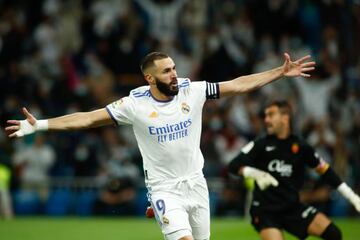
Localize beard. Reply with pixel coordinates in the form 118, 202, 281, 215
265, 124, 274, 135
155, 77, 179, 96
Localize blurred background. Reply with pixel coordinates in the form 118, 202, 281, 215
0, 0, 360, 220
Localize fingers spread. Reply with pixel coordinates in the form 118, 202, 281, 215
302, 67, 315, 72
22, 107, 29, 115
301, 61, 316, 68
22, 107, 36, 125
5, 126, 20, 131
297, 55, 311, 63
284, 52, 290, 62
22, 107, 33, 118
8, 131, 20, 138
7, 120, 20, 125
301, 73, 311, 78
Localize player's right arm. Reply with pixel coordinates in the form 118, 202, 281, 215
5, 107, 113, 138
228, 140, 278, 190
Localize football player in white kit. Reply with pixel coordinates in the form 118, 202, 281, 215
6, 52, 315, 240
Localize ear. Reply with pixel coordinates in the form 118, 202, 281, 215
144, 74, 155, 85
282, 114, 290, 125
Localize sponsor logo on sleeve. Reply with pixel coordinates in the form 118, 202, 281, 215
111, 98, 124, 108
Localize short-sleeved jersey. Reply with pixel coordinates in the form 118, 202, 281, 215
106, 78, 219, 187
234, 134, 321, 212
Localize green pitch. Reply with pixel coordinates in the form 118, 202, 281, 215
0, 217, 359, 240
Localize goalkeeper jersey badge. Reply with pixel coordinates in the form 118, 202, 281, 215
291, 143, 299, 154
181, 102, 190, 114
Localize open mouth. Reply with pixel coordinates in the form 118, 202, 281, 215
170, 80, 178, 88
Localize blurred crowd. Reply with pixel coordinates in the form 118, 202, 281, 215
1, 0, 360, 217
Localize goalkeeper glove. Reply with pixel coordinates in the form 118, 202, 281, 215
337, 183, 360, 213
243, 166, 279, 190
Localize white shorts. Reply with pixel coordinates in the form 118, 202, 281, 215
147, 176, 210, 240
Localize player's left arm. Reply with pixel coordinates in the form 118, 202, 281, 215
218, 53, 315, 97
312, 156, 360, 213
303, 143, 360, 213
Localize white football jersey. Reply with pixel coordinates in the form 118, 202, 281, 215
106, 78, 219, 187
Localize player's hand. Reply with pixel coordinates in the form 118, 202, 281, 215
282, 53, 316, 78
337, 183, 360, 213
351, 194, 360, 213
242, 166, 279, 191
5, 107, 39, 138
255, 172, 279, 190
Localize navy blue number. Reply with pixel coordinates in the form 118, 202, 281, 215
155, 199, 165, 215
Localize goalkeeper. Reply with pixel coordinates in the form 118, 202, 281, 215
228, 100, 360, 240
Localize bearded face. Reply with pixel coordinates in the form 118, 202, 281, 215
154, 76, 179, 96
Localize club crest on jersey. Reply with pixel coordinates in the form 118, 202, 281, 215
162, 216, 169, 225
181, 102, 190, 114
111, 98, 124, 109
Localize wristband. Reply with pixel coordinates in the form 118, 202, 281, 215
36, 120, 49, 131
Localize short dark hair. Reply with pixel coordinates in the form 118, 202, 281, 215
140, 52, 169, 74
265, 100, 292, 118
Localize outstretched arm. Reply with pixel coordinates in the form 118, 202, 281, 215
219, 53, 316, 97
6, 107, 113, 138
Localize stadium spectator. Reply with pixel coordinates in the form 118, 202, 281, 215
12, 134, 55, 203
